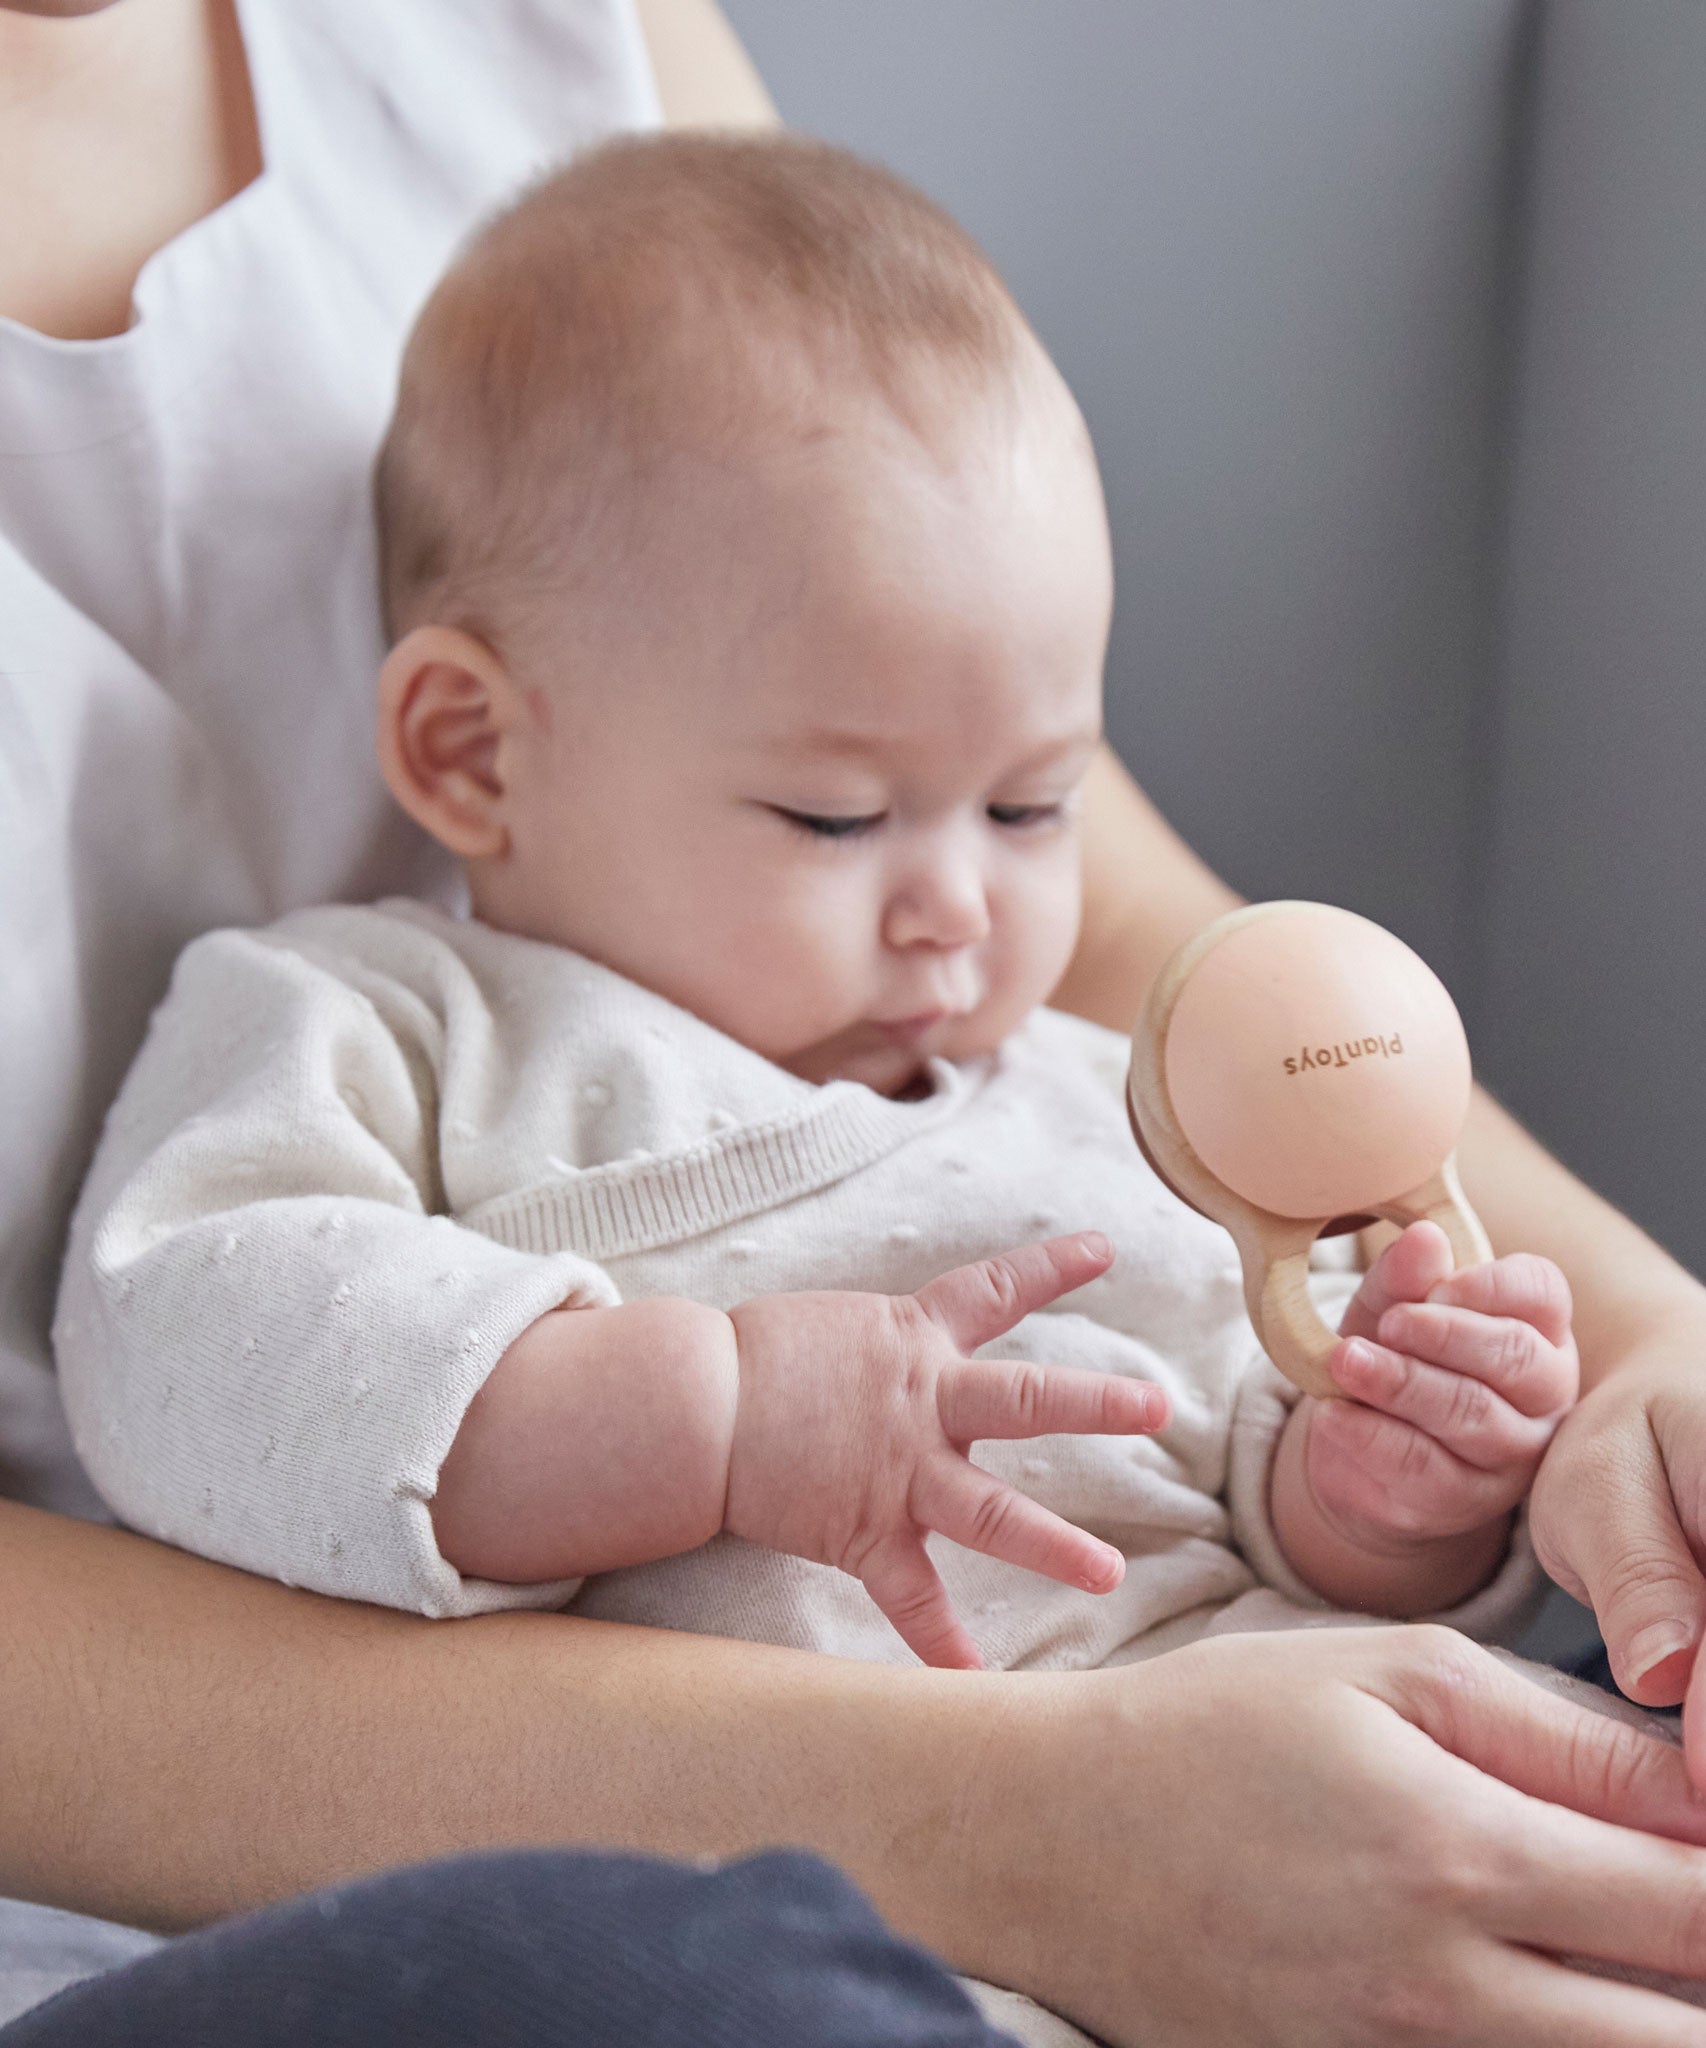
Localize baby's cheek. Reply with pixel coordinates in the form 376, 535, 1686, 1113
719, 916, 876, 1058
1002, 869, 1083, 1018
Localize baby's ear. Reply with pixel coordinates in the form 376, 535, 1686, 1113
377, 625, 520, 858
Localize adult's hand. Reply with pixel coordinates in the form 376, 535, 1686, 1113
945, 1625, 1706, 2047
1527, 1308, 1706, 1778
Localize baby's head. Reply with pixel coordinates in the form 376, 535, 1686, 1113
375, 131, 1111, 1098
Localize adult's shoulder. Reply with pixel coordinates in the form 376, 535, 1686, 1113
246, 0, 661, 256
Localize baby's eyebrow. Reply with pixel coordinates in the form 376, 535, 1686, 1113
760, 726, 890, 760
756, 725, 1102, 768
1002, 729, 1104, 775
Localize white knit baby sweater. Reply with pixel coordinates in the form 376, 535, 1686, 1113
54, 901, 1537, 1665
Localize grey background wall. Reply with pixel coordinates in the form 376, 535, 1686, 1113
719, 0, 1706, 1286
1484, 1, 1706, 1282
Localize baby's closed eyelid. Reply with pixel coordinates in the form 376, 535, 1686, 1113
767, 804, 887, 841
986, 799, 1074, 829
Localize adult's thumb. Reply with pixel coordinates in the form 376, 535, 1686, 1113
1538, 1444, 1706, 1713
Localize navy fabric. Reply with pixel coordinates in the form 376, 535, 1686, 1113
0, 1848, 1018, 2047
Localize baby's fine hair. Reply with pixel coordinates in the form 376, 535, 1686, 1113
374, 129, 1035, 651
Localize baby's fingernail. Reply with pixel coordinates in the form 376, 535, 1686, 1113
1081, 1546, 1124, 1593
1626, 1619, 1698, 1689
1140, 1387, 1170, 1429
1078, 1232, 1112, 1263
1337, 1339, 1371, 1374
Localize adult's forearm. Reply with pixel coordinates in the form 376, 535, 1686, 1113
634, 0, 779, 131
0, 1501, 979, 1943
1451, 1084, 1706, 1383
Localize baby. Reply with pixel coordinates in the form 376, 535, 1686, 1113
54, 132, 1577, 1675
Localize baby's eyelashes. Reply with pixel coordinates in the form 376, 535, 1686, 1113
770, 806, 886, 840
767, 801, 1072, 840
986, 802, 1067, 830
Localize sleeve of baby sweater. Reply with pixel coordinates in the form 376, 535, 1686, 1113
52, 923, 619, 1618
1221, 1253, 1545, 1644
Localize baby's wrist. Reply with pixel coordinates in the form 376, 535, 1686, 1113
1325, 1513, 1515, 1619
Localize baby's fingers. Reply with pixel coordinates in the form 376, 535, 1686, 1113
1423, 1250, 1575, 1349
1372, 1299, 1578, 1419
915, 1234, 1114, 1352
914, 1456, 1125, 1595
858, 1531, 984, 1670
1331, 1336, 1560, 1472
1307, 1396, 1519, 1534
1337, 1220, 1455, 1345
936, 1358, 1167, 1444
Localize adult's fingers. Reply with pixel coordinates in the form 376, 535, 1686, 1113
856, 1532, 984, 1671
913, 1234, 1113, 1353
913, 1457, 1123, 1594
1456, 1948, 1706, 2048
1684, 1664, 1706, 1792
1485, 1788, 1706, 1983
1534, 1405, 1706, 1713
1379, 1625, 1706, 1848
935, 1357, 1166, 1443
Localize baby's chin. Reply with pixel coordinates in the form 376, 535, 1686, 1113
778, 1037, 929, 1097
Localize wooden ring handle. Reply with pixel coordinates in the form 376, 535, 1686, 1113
1235, 1158, 1492, 1398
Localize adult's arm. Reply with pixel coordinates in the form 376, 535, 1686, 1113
10, 1502, 1706, 2047
633, 0, 778, 130
1059, 745, 1706, 1727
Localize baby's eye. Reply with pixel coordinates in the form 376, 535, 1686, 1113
772, 807, 886, 840
987, 802, 1066, 829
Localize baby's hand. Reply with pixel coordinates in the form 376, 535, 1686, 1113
724, 1234, 1167, 1669
1302, 1220, 1579, 1554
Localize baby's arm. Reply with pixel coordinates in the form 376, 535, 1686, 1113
435, 1233, 1169, 1670
62, 919, 1164, 1661
53, 922, 619, 1620
1268, 1222, 1579, 1615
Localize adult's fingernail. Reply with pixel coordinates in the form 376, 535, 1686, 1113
1625, 1619, 1698, 1689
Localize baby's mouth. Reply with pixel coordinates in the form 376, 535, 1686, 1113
869, 1010, 951, 1047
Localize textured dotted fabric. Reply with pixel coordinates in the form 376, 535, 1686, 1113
56, 900, 1540, 1659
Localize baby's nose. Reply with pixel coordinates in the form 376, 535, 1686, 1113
884, 866, 992, 951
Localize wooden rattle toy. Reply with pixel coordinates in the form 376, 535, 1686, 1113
1127, 900, 1491, 1399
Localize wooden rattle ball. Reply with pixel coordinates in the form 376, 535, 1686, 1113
1127, 901, 1491, 1398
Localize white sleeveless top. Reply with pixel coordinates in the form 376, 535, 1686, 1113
0, 0, 660, 1512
